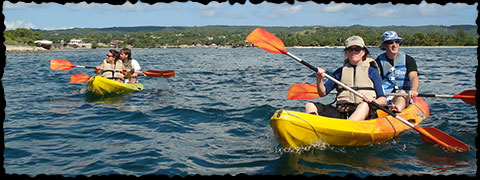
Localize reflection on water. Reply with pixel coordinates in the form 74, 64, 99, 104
85, 93, 131, 104
84, 89, 175, 112
49, 97, 84, 114
414, 145, 474, 174
275, 145, 407, 177
275, 132, 476, 176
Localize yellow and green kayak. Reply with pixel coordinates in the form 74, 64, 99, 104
85, 76, 144, 96
270, 97, 430, 149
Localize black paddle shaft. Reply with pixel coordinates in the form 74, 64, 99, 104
285, 52, 398, 117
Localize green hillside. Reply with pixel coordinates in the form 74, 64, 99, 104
6, 25, 477, 48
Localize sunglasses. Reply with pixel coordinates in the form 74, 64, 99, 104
345, 47, 363, 52
384, 39, 402, 44
106, 54, 114, 57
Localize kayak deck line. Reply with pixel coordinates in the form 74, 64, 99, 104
86, 76, 144, 96
270, 97, 430, 149
274, 109, 327, 147
284, 110, 322, 139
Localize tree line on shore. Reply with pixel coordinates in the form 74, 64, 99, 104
4, 25, 477, 49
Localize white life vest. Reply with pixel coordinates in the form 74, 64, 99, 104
336, 57, 377, 105
101, 59, 124, 80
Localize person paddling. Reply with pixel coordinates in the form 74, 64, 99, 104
94, 49, 127, 82
119, 48, 142, 84
375, 31, 419, 112
305, 36, 387, 121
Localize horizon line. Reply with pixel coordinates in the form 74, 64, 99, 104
26, 24, 478, 31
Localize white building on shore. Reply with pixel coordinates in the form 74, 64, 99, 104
65, 38, 92, 49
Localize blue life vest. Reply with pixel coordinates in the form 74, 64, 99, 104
378, 51, 411, 93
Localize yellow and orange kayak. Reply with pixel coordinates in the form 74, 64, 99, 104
270, 97, 430, 148
86, 76, 144, 96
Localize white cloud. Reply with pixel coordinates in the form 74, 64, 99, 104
364, 4, 403, 18
322, 3, 352, 13
198, 3, 224, 17
4, 20, 37, 30
363, 2, 472, 19
2, 1, 49, 9
278, 5, 303, 14
418, 2, 456, 16
62, 2, 175, 12
267, 5, 303, 19
4, 20, 63, 30
3, 1, 172, 12
194, 2, 245, 20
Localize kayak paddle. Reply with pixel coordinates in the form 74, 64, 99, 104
70, 74, 123, 84
70, 74, 91, 84
287, 83, 321, 100
50, 59, 97, 70
388, 90, 476, 106
287, 84, 476, 105
51, 59, 175, 78
70, 70, 175, 84
141, 70, 175, 78
246, 28, 470, 153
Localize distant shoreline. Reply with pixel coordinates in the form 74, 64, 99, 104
5, 45, 477, 53
5, 45, 51, 53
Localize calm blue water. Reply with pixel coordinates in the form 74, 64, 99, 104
3, 48, 477, 177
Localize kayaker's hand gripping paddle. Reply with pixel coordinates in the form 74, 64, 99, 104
246, 28, 470, 153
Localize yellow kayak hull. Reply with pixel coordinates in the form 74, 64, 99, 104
86, 76, 144, 96
270, 97, 430, 148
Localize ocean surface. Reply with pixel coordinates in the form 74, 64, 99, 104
3, 47, 477, 177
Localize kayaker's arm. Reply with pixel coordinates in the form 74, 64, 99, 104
94, 64, 104, 74
315, 67, 327, 97
368, 67, 388, 107
120, 64, 130, 79
408, 71, 419, 99
94, 64, 122, 74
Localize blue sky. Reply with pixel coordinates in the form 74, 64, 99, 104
3, 1, 478, 30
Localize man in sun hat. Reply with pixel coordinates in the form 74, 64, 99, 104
375, 31, 419, 112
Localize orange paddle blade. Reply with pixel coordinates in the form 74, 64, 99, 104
287, 84, 319, 100
246, 28, 288, 54
50, 59, 76, 70
418, 127, 470, 153
70, 74, 90, 84
142, 70, 175, 78
454, 89, 476, 105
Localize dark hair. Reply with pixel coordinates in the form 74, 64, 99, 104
363, 48, 370, 60
108, 49, 120, 62
120, 48, 132, 60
